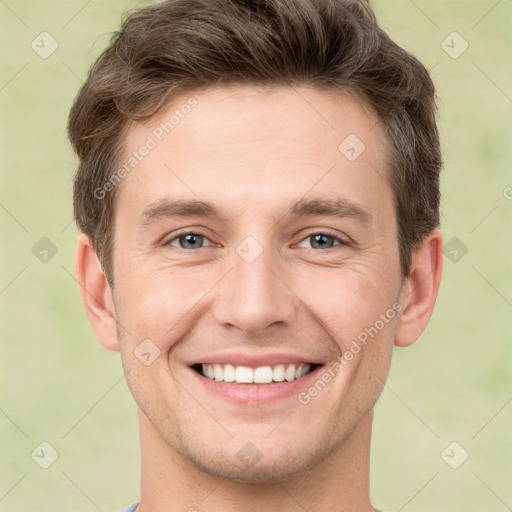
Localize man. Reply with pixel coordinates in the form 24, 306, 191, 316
68, 0, 443, 510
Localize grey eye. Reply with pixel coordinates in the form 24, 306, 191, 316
169, 233, 212, 249
297, 233, 343, 250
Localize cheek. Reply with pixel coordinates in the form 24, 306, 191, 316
115, 239, 400, 356
115, 263, 209, 350
294, 261, 398, 350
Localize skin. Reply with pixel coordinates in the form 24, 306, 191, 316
75, 85, 443, 512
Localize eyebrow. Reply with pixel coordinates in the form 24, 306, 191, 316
137, 196, 372, 229
288, 197, 371, 225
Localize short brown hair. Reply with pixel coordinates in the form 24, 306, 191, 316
68, 0, 441, 289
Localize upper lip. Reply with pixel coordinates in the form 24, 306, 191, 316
187, 351, 325, 368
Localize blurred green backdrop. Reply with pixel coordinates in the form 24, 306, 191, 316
1, 1, 511, 511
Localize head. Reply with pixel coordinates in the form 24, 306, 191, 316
70, 0, 443, 483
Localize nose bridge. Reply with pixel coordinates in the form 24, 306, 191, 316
213, 234, 297, 335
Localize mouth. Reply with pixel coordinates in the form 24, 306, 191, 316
191, 362, 323, 384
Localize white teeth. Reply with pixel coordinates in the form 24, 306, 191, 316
223, 363, 235, 382
254, 366, 273, 383
273, 364, 285, 382
284, 364, 296, 382
199, 363, 312, 383
235, 366, 253, 383
213, 363, 224, 381
298, 364, 309, 378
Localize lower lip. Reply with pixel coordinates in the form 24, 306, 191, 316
187, 365, 324, 404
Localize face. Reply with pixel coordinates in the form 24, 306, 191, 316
109, 85, 404, 482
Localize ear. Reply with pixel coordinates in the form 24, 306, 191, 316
74, 233, 119, 352
394, 228, 444, 348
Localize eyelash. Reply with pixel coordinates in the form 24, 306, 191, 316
163, 229, 351, 251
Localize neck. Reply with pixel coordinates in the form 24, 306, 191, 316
137, 409, 375, 512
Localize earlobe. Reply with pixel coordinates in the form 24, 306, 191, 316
394, 228, 444, 348
74, 233, 120, 352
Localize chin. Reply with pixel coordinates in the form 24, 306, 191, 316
171, 430, 336, 484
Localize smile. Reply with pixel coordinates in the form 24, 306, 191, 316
193, 363, 321, 384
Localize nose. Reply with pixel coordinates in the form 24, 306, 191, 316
213, 242, 298, 336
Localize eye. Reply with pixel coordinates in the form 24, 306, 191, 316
166, 232, 214, 250
163, 230, 350, 251
296, 231, 350, 250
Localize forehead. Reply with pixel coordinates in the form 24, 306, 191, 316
115, 85, 390, 225
128, 84, 384, 154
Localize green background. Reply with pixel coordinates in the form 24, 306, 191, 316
1, 1, 510, 511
